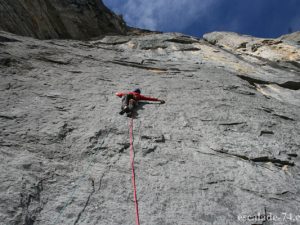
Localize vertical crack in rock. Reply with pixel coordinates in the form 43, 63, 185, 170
20, 178, 46, 225
73, 179, 95, 225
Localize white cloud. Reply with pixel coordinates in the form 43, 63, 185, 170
119, 0, 217, 31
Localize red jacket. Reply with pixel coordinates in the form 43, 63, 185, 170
116, 91, 160, 102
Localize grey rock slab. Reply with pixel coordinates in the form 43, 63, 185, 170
0, 31, 300, 225
279, 31, 300, 45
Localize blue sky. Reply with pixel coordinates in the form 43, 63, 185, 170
103, 0, 300, 38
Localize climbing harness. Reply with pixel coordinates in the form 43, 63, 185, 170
129, 117, 141, 225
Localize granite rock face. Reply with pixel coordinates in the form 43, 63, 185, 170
0, 29, 300, 225
280, 31, 300, 44
0, 0, 127, 39
203, 31, 300, 106
203, 31, 300, 70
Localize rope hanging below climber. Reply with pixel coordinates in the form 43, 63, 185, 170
117, 88, 166, 224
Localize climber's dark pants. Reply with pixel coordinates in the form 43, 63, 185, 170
121, 94, 136, 113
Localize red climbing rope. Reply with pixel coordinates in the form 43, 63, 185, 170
129, 117, 141, 225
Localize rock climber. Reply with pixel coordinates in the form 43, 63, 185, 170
116, 88, 165, 116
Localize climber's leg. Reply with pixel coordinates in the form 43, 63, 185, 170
120, 94, 133, 115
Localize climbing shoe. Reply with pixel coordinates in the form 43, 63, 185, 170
126, 112, 133, 118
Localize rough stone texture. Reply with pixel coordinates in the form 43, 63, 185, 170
1, 30, 300, 225
280, 32, 300, 45
203, 31, 300, 65
0, 0, 127, 40
203, 31, 300, 106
